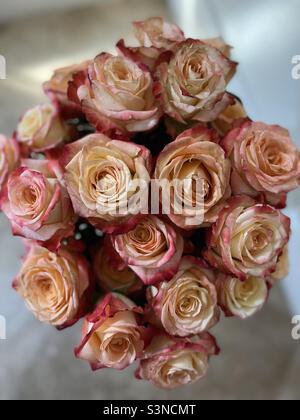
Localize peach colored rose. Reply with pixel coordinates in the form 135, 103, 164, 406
62, 133, 151, 234
155, 39, 237, 123
75, 293, 146, 371
215, 273, 268, 319
13, 245, 90, 328
0, 134, 19, 193
204, 37, 232, 58
204, 196, 291, 281
117, 18, 184, 73
154, 125, 231, 229
1, 159, 75, 250
148, 257, 220, 337
109, 216, 184, 285
221, 120, 300, 208
71, 53, 161, 134
136, 332, 219, 389
133, 17, 185, 49
268, 245, 289, 286
44, 60, 91, 118
93, 245, 143, 295
117, 39, 163, 73
212, 98, 247, 135
17, 104, 69, 152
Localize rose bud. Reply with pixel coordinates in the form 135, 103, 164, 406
13, 245, 91, 329
70, 52, 161, 134
17, 104, 69, 152
155, 39, 237, 124
215, 273, 268, 319
117, 17, 184, 73
0, 134, 19, 193
147, 257, 220, 337
1, 159, 75, 250
109, 216, 184, 285
268, 245, 289, 286
43, 60, 91, 119
212, 98, 247, 136
62, 133, 152, 234
93, 245, 143, 295
136, 332, 219, 390
154, 125, 231, 229
204, 196, 291, 281
75, 293, 146, 371
221, 120, 300, 208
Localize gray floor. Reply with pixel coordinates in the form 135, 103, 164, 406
0, 0, 299, 400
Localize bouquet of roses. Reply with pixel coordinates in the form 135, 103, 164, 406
0, 17, 298, 390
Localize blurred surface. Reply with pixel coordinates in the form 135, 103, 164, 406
0, 0, 299, 400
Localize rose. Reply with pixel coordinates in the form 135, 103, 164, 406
221, 120, 300, 208
204, 37, 232, 58
117, 39, 162, 73
108, 216, 184, 285
268, 245, 289, 286
154, 125, 231, 229
43, 60, 91, 118
204, 196, 291, 281
13, 245, 90, 328
17, 104, 69, 152
136, 332, 219, 389
1, 159, 75, 250
0, 134, 19, 193
75, 293, 146, 371
117, 17, 185, 73
155, 39, 237, 124
212, 98, 247, 135
71, 52, 161, 134
133, 17, 185, 49
62, 133, 151, 234
147, 257, 220, 337
93, 245, 143, 295
215, 273, 268, 319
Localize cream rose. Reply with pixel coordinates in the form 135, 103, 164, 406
1, 159, 75, 249
117, 17, 185, 73
268, 246, 289, 286
44, 60, 91, 118
0, 134, 19, 193
222, 120, 300, 208
93, 245, 143, 295
148, 257, 220, 337
204, 196, 291, 281
109, 216, 184, 285
212, 98, 247, 135
75, 293, 145, 370
136, 332, 219, 389
215, 273, 268, 319
156, 39, 237, 123
72, 53, 161, 134
17, 104, 69, 152
133, 17, 184, 49
62, 133, 151, 234
204, 37, 232, 58
13, 245, 90, 328
154, 125, 231, 229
